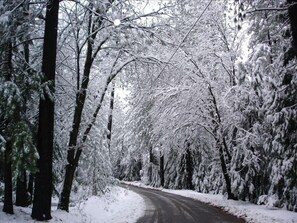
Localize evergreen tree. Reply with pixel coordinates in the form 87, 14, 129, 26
1, 0, 39, 214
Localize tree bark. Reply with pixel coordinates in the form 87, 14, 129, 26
3, 140, 13, 214
2, 39, 13, 215
0, 151, 4, 182
16, 170, 29, 207
107, 82, 115, 155
219, 144, 236, 200
16, 2, 31, 208
288, 0, 297, 49
27, 174, 34, 203
185, 146, 194, 190
159, 155, 164, 187
208, 85, 235, 199
31, 0, 59, 220
284, 0, 297, 64
57, 164, 76, 211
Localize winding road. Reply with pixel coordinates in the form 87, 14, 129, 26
125, 185, 245, 223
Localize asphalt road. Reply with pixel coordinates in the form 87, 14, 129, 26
125, 185, 245, 223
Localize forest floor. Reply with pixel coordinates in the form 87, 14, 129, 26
123, 181, 297, 223
1, 183, 296, 223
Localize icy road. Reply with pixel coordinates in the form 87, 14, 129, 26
126, 185, 246, 223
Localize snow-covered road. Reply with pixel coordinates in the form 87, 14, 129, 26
126, 184, 244, 223
124, 181, 297, 223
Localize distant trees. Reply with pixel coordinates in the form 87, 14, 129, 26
117, 0, 297, 211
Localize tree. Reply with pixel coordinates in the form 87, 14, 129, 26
285, 0, 297, 63
58, 1, 114, 211
1, 0, 42, 214
31, 0, 60, 220
0, 0, 37, 214
107, 81, 115, 155
1, 33, 14, 215
230, 0, 297, 208
57, 0, 166, 211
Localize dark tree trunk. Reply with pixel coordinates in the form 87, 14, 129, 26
288, 0, 297, 49
27, 174, 34, 203
3, 140, 13, 214
15, 2, 31, 208
58, 164, 76, 211
59, 73, 117, 207
16, 170, 29, 207
208, 85, 235, 199
107, 82, 115, 154
185, 146, 194, 190
58, 1, 121, 211
31, 0, 59, 220
148, 147, 153, 183
0, 151, 4, 181
284, 0, 297, 64
2, 40, 13, 215
219, 145, 236, 200
159, 155, 164, 187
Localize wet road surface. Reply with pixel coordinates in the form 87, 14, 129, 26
124, 185, 245, 223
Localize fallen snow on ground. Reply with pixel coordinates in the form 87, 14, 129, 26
124, 181, 297, 223
0, 186, 145, 223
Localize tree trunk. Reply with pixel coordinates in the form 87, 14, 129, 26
107, 82, 115, 155
2, 38, 13, 215
284, 0, 297, 64
15, 2, 31, 208
16, 170, 29, 207
58, 1, 120, 211
288, 0, 297, 49
58, 5, 102, 211
0, 151, 4, 182
185, 146, 194, 190
3, 140, 13, 214
159, 155, 164, 187
27, 174, 34, 203
219, 145, 236, 200
58, 164, 76, 211
31, 0, 59, 220
208, 85, 235, 199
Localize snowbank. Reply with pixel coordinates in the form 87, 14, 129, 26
0, 186, 145, 223
124, 181, 297, 223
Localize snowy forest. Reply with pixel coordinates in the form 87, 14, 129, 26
0, 0, 296, 221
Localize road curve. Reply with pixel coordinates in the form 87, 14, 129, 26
124, 184, 245, 223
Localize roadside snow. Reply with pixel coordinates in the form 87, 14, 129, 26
0, 186, 145, 223
124, 181, 297, 223
82, 186, 145, 223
